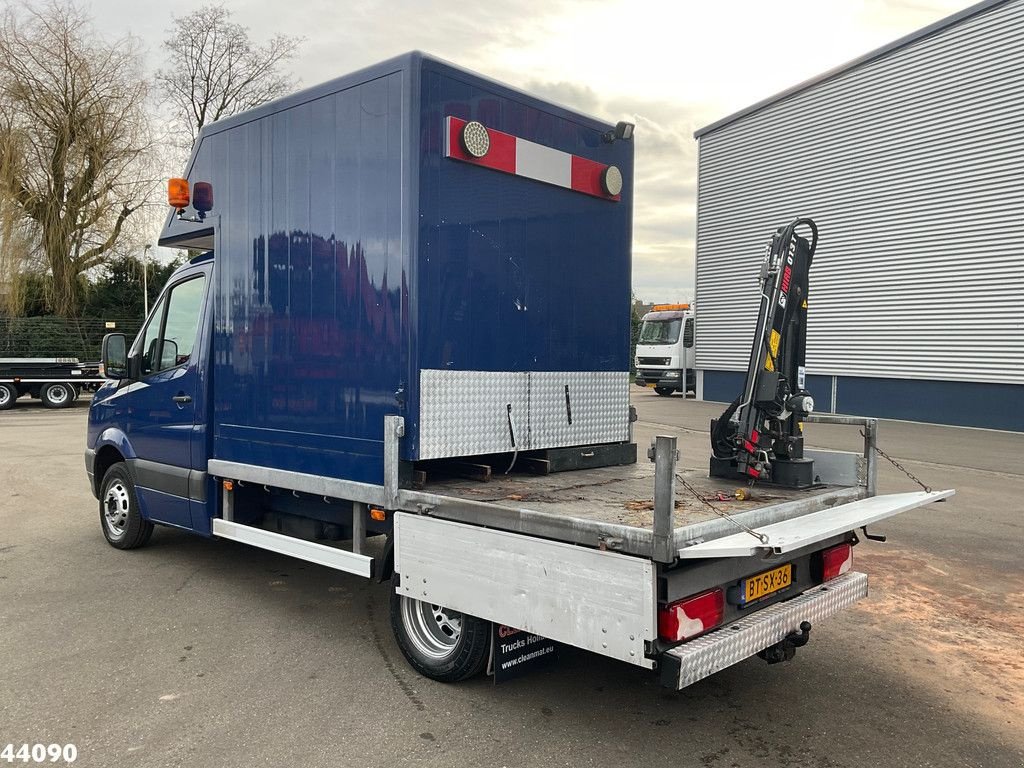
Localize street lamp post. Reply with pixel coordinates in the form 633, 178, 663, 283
142, 244, 152, 317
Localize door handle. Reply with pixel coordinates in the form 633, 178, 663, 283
172, 394, 192, 404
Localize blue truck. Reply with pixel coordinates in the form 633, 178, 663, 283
84, 53, 951, 687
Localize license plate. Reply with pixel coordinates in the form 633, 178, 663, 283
743, 563, 792, 603
646, 383, 657, 388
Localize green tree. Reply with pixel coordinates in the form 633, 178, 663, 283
630, 295, 647, 373
83, 254, 183, 320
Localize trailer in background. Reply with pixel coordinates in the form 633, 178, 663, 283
0, 358, 104, 410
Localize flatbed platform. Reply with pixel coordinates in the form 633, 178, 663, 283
398, 431, 871, 560
416, 461, 812, 531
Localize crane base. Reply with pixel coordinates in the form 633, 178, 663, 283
709, 455, 816, 490
770, 458, 816, 489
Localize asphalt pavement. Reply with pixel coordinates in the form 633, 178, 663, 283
1, 391, 1022, 768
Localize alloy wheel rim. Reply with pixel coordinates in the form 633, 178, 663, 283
400, 596, 463, 660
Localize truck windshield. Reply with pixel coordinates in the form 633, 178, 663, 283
639, 318, 681, 345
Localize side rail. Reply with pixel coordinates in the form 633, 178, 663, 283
802, 414, 878, 497
207, 415, 408, 579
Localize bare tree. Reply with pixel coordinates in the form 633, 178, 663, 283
0, 2, 155, 317
156, 5, 301, 144
0, 195, 39, 315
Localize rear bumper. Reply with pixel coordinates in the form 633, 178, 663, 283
659, 571, 868, 689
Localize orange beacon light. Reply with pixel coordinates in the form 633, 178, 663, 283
168, 178, 190, 211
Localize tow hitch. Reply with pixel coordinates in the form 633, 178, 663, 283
758, 621, 812, 664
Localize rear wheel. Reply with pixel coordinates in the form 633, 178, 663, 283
0, 383, 16, 410
99, 463, 153, 549
654, 386, 675, 397
390, 576, 491, 682
40, 382, 74, 408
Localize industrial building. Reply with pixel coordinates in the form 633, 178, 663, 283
693, 0, 1023, 431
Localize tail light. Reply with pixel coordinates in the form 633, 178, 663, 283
821, 543, 853, 581
658, 588, 724, 643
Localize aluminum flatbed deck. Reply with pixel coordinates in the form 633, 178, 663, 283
416, 461, 814, 531
397, 415, 877, 561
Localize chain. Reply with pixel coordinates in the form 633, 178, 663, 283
860, 430, 931, 493
675, 474, 769, 544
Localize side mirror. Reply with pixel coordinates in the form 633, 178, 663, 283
160, 339, 179, 370
101, 333, 128, 379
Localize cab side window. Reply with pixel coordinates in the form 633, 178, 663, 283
137, 275, 206, 377
159, 276, 206, 370
683, 318, 694, 348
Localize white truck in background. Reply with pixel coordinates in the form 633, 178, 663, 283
634, 304, 694, 396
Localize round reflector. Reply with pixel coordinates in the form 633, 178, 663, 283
461, 121, 491, 158
602, 165, 623, 196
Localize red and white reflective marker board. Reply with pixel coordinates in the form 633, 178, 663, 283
444, 116, 621, 201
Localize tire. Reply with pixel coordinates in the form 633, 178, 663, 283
99, 463, 154, 550
654, 387, 675, 397
0, 383, 16, 410
390, 575, 491, 682
40, 382, 74, 408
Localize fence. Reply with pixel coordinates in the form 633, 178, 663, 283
0, 317, 143, 361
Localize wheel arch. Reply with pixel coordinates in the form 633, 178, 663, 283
91, 429, 135, 497
93, 445, 126, 497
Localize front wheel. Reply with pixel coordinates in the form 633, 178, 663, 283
389, 576, 491, 682
40, 382, 74, 408
654, 386, 675, 397
99, 463, 154, 549
0, 383, 16, 410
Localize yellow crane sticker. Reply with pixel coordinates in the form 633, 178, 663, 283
765, 329, 781, 371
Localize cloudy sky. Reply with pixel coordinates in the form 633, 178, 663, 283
86, 0, 970, 301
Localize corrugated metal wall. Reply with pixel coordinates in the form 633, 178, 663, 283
695, 0, 1024, 385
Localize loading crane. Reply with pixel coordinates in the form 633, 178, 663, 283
710, 218, 819, 489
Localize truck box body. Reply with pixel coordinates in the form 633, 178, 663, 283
159, 53, 633, 486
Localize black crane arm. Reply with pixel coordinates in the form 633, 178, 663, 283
710, 218, 819, 488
